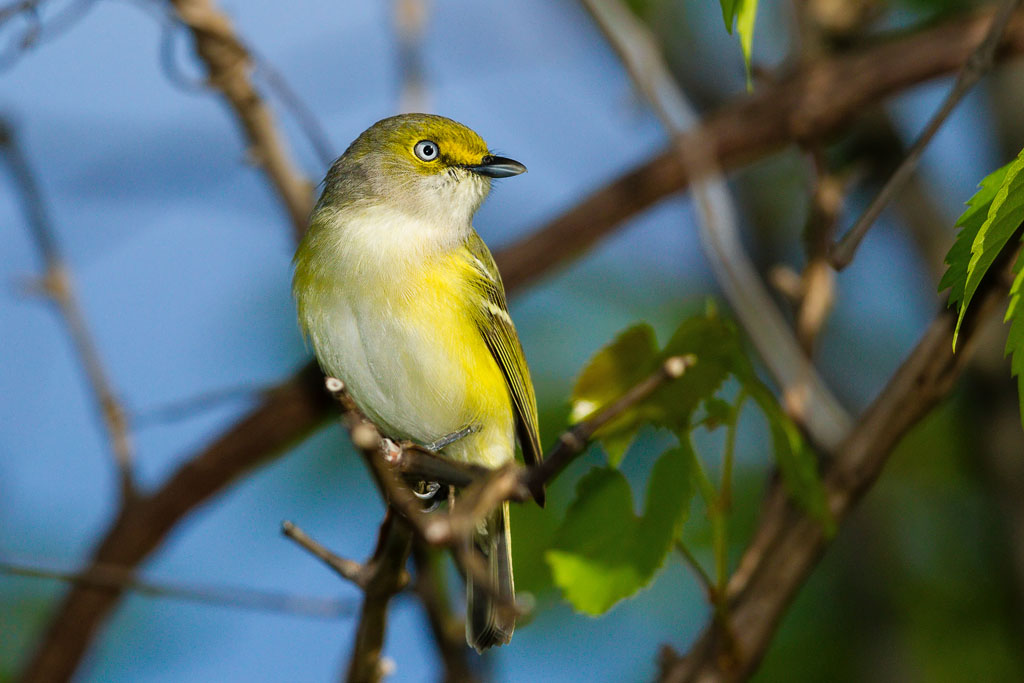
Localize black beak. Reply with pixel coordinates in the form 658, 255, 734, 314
467, 155, 527, 178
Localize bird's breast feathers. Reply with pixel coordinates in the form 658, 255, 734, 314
295, 205, 514, 467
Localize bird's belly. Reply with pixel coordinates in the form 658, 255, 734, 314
306, 275, 514, 467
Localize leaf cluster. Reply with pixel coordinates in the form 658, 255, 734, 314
545, 307, 830, 615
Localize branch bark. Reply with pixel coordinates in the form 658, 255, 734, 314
21, 7, 1024, 680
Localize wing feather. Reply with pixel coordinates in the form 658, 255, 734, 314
464, 233, 544, 502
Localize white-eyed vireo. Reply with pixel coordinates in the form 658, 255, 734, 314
292, 114, 542, 651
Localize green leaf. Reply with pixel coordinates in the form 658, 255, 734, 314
652, 310, 740, 434
1004, 253, 1024, 430
545, 444, 694, 615
568, 308, 830, 529
570, 324, 659, 465
736, 0, 757, 88
946, 150, 1024, 350
718, 0, 758, 88
569, 310, 739, 466
939, 163, 1011, 310
700, 397, 734, 429
718, 0, 738, 31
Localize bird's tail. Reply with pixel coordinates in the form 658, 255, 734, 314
465, 501, 515, 652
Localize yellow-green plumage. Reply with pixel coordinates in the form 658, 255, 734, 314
293, 114, 541, 651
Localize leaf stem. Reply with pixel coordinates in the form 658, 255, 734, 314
674, 540, 715, 601
719, 390, 747, 511
687, 442, 728, 591
715, 390, 746, 592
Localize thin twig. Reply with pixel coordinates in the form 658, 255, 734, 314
1, 558, 356, 619
344, 511, 414, 683
130, 382, 274, 428
674, 541, 716, 602
281, 521, 373, 589
412, 542, 479, 683
0, 118, 136, 500
525, 355, 696, 489
579, 0, 853, 451
794, 151, 844, 355
0, 0, 98, 72
168, 0, 314, 240
829, 0, 1024, 270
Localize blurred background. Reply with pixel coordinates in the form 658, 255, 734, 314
3, 0, 1024, 681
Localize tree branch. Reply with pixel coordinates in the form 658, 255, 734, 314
19, 363, 335, 683
167, 0, 314, 239
22, 7, 1024, 679
281, 520, 374, 589
496, 5, 1024, 290
0, 558, 354, 619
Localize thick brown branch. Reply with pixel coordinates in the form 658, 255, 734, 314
168, 0, 314, 239
658, 259, 1016, 682
23, 8, 1024, 679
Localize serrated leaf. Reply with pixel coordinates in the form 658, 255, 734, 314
570, 324, 659, 465
939, 164, 1011, 308
950, 150, 1024, 349
546, 445, 693, 615
1004, 253, 1024, 430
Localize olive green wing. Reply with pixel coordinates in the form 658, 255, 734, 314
465, 233, 544, 495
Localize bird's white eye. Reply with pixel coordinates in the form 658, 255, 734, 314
414, 140, 439, 161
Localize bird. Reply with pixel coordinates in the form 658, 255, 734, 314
292, 113, 542, 651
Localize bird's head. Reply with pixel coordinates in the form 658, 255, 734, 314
321, 114, 526, 229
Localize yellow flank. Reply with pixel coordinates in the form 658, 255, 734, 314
393, 249, 513, 467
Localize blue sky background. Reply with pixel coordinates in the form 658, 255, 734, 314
0, 1, 1009, 681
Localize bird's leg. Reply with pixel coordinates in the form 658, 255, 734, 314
424, 424, 479, 453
